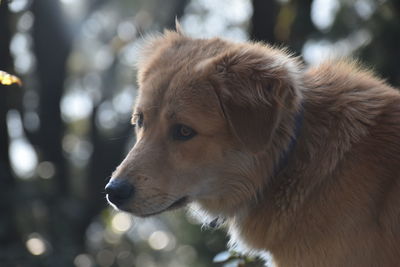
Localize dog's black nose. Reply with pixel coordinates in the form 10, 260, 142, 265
105, 179, 134, 207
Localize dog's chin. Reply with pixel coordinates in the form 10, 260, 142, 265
121, 196, 189, 217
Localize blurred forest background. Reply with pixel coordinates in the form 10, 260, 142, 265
0, 0, 399, 266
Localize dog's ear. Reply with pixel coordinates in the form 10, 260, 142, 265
204, 46, 302, 153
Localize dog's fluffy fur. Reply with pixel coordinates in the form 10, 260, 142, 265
109, 29, 400, 266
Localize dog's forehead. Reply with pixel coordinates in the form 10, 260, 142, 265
138, 35, 229, 84
138, 70, 171, 106
138, 69, 218, 116
136, 36, 231, 120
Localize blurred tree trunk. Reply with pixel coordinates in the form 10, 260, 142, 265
0, 3, 27, 265
250, 0, 316, 53
288, 0, 317, 52
250, 0, 277, 43
31, 0, 71, 195
31, 1, 78, 265
359, 0, 400, 86
0, 0, 13, 179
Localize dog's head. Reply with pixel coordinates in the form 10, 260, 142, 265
105, 30, 302, 218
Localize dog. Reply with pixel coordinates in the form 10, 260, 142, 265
105, 27, 400, 266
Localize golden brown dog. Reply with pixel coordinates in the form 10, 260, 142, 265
105, 28, 400, 266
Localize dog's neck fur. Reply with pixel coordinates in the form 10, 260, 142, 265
224, 99, 308, 253
205, 107, 305, 232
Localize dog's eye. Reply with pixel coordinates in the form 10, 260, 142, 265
172, 124, 197, 141
133, 112, 144, 128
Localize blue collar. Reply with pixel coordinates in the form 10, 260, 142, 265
274, 105, 304, 175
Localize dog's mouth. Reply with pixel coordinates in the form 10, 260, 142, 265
140, 196, 189, 217
168, 196, 188, 210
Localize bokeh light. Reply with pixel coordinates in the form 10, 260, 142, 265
60, 89, 93, 122
25, 233, 46, 256
8, 0, 30, 13
96, 249, 115, 267
176, 244, 198, 264
74, 254, 94, 267
311, 0, 340, 31
7, 110, 38, 179
111, 212, 133, 233
148, 230, 170, 250
37, 161, 56, 179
